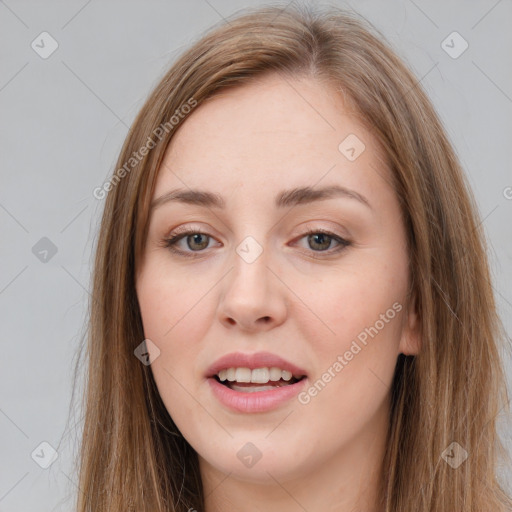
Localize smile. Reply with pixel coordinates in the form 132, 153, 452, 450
205, 351, 308, 412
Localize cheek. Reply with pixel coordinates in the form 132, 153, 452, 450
136, 263, 211, 389
293, 256, 407, 433
293, 257, 407, 356
293, 262, 406, 423
136, 258, 216, 341
136, 268, 215, 435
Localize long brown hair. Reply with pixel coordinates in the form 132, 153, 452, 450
72, 4, 512, 511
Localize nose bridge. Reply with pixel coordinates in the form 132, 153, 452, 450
229, 233, 271, 302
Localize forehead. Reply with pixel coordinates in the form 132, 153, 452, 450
154, 74, 391, 209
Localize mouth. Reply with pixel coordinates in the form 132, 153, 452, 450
205, 352, 308, 412
212, 367, 306, 393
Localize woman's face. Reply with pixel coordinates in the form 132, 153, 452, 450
136, 74, 420, 487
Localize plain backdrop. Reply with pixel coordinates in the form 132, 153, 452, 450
0, 0, 511, 510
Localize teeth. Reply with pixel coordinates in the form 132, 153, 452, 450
269, 367, 282, 381
216, 367, 300, 384
251, 368, 269, 383
235, 368, 251, 383
281, 370, 293, 381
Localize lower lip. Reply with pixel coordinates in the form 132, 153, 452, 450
207, 377, 307, 413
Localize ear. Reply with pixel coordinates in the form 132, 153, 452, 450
398, 292, 421, 356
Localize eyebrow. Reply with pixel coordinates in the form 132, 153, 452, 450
150, 184, 372, 211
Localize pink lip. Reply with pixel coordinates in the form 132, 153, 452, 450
205, 351, 308, 378
205, 351, 308, 414
207, 376, 307, 413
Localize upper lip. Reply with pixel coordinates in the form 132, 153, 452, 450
205, 351, 308, 378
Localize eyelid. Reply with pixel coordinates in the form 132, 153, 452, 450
165, 223, 213, 238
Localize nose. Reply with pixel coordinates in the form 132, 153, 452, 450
217, 242, 287, 333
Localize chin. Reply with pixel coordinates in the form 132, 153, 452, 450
197, 437, 312, 484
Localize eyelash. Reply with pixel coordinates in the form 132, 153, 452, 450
161, 227, 351, 259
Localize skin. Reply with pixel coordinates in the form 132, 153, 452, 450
135, 73, 421, 512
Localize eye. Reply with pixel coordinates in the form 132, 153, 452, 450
162, 229, 217, 258
294, 228, 351, 256
161, 227, 351, 259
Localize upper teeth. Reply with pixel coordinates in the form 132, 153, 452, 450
217, 367, 297, 384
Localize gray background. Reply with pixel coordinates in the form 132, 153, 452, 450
0, 0, 511, 510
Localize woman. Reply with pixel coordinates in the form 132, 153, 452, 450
74, 4, 511, 511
